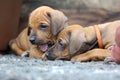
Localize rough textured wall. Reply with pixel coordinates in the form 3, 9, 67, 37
21, 0, 120, 19
19, 0, 120, 32
22, 0, 120, 14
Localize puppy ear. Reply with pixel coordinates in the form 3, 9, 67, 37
68, 30, 87, 56
47, 10, 68, 35
27, 27, 31, 36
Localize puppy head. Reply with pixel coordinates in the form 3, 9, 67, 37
45, 25, 87, 60
45, 38, 69, 60
28, 6, 68, 52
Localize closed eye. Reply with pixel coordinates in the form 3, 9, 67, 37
39, 24, 48, 30
41, 25, 48, 29
58, 39, 65, 48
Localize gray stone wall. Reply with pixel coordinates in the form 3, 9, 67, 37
21, 0, 120, 23
22, 0, 120, 15
19, 0, 120, 32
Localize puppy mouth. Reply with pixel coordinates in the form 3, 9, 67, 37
39, 41, 53, 52
40, 44, 48, 52
56, 57, 69, 61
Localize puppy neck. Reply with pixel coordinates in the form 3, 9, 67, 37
84, 26, 97, 43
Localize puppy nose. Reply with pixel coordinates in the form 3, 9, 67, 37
29, 36, 36, 44
45, 50, 55, 60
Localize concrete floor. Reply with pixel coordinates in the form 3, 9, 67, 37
0, 54, 120, 80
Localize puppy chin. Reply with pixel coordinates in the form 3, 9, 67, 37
56, 57, 69, 61
45, 51, 70, 61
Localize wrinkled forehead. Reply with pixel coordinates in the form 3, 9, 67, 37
29, 14, 50, 28
57, 33, 69, 44
28, 7, 53, 28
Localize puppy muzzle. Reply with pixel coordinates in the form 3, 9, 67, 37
29, 35, 36, 44
45, 50, 69, 61
29, 35, 54, 52
45, 49, 57, 60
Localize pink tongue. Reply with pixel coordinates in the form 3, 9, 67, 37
40, 44, 48, 52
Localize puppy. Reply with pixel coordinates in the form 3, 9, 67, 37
9, 6, 68, 58
104, 26, 120, 64
45, 20, 120, 62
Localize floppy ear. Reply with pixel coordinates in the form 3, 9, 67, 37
47, 10, 68, 35
68, 30, 87, 56
27, 27, 31, 36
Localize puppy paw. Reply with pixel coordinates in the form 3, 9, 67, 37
41, 54, 48, 61
71, 56, 85, 62
104, 57, 114, 64
21, 51, 30, 57
71, 57, 81, 62
71, 54, 91, 62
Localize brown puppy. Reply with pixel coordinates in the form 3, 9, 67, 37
45, 20, 120, 62
9, 6, 68, 58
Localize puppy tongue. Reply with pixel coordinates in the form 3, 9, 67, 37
40, 44, 48, 52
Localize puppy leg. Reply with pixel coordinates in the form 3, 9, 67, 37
71, 49, 111, 62
104, 57, 114, 63
9, 40, 25, 56
29, 52, 47, 60
21, 51, 30, 57
28, 46, 48, 60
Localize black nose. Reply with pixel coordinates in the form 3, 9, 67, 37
29, 36, 36, 44
45, 50, 55, 60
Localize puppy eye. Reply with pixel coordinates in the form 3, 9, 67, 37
40, 24, 48, 30
58, 40, 64, 48
41, 25, 47, 28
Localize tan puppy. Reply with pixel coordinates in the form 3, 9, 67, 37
9, 6, 68, 58
45, 20, 120, 62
